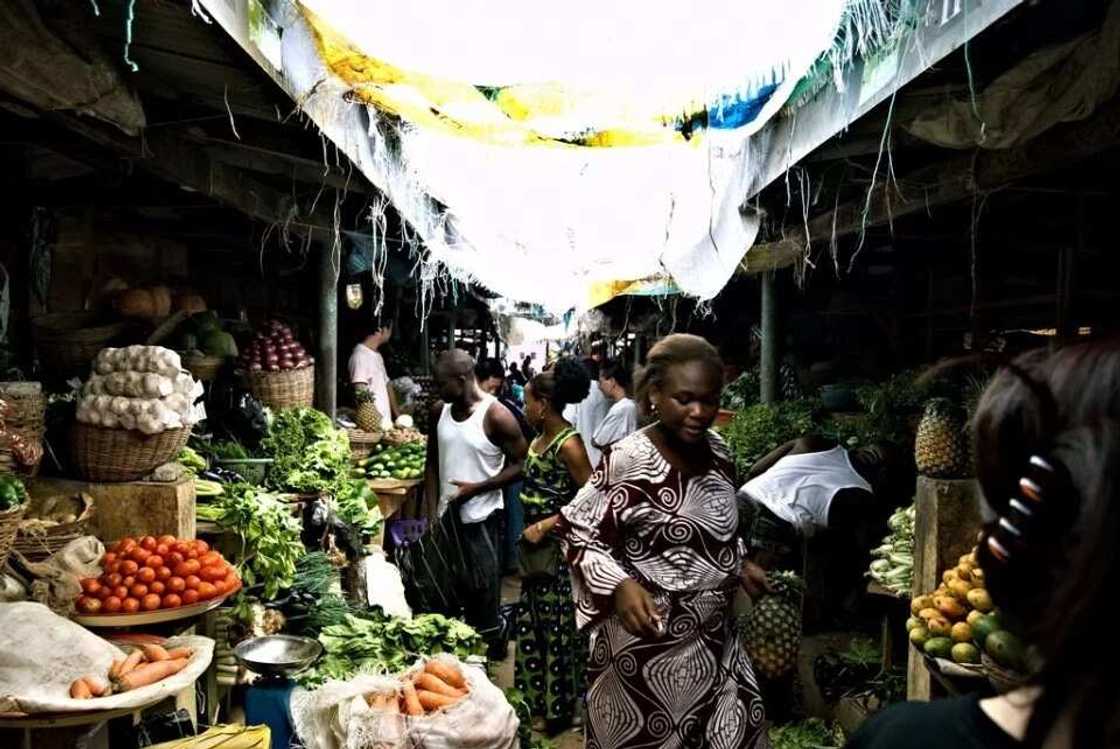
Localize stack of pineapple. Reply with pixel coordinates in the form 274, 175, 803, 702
914, 398, 971, 479
741, 571, 804, 681
906, 549, 993, 665
354, 389, 385, 435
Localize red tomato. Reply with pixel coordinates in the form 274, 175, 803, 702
212, 579, 228, 596
167, 577, 186, 593
141, 593, 162, 611
129, 583, 149, 598
162, 593, 182, 609
173, 541, 191, 554
101, 552, 118, 567
103, 596, 123, 613
80, 578, 101, 595
185, 575, 201, 590
199, 551, 223, 567
122, 576, 136, 588
122, 597, 141, 614
224, 571, 240, 589
103, 573, 123, 588
156, 566, 172, 582
167, 551, 185, 566
103, 561, 121, 576
130, 547, 151, 564
144, 555, 164, 570
140, 536, 158, 551
158, 534, 177, 546
185, 548, 199, 560
196, 582, 217, 600
137, 567, 156, 584
174, 559, 201, 578
118, 538, 138, 555
149, 581, 166, 595
77, 596, 101, 614
120, 560, 139, 576
200, 565, 226, 582
112, 585, 129, 600
193, 540, 210, 553
181, 589, 200, 605
155, 543, 171, 557
96, 585, 113, 600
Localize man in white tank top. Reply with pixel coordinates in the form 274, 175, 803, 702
423, 350, 528, 657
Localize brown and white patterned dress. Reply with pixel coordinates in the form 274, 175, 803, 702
558, 429, 770, 749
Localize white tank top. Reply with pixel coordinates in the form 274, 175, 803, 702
437, 394, 505, 523
740, 446, 872, 536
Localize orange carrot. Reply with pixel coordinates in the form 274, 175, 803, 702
118, 649, 145, 676
70, 679, 92, 699
82, 675, 109, 697
109, 659, 125, 679
415, 673, 465, 698
424, 660, 466, 690
164, 647, 193, 660
115, 658, 187, 691
416, 689, 460, 712
385, 695, 400, 714
140, 644, 170, 662
401, 681, 423, 716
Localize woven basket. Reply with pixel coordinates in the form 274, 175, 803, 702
248, 365, 314, 410
0, 382, 46, 477
182, 354, 224, 381
0, 504, 26, 569
32, 312, 128, 377
11, 493, 94, 562
348, 428, 383, 461
70, 423, 191, 482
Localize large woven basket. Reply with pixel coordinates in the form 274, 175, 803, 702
0, 382, 46, 477
70, 423, 191, 482
182, 353, 224, 382
32, 312, 128, 378
0, 504, 26, 569
11, 492, 94, 562
248, 366, 314, 410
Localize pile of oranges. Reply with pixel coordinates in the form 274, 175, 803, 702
75, 535, 239, 615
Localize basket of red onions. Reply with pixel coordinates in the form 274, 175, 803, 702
240, 321, 315, 410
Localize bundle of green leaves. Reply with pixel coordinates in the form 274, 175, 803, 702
721, 399, 817, 476
263, 408, 351, 496
302, 611, 482, 686
202, 482, 304, 599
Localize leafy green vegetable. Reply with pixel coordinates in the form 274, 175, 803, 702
505, 688, 556, 749
721, 399, 818, 476
722, 368, 761, 410
769, 719, 843, 749
334, 479, 383, 539
203, 482, 303, 599
212, 440, 251, 461
301, 611, 482, 686
0, 475, 27, 512
177, 446, 207, 474
264, 408, 350, 495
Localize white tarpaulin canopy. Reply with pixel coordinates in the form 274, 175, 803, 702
202, 0, 870, 311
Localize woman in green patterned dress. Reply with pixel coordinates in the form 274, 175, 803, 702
516, 359, 595, 734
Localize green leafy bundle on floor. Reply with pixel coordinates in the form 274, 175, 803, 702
769, 718, 844, 749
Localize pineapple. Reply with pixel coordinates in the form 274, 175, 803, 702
914, 398, 970, 479
354, 388, 384, 433
742, 571, 804, 681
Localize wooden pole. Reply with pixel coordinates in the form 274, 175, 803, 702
760, 271, 779, 404
317, 243, 339, 419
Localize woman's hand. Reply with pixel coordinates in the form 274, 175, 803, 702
522, 522, 547, 545
739, 560, 772, 598
613, 579, 663, 638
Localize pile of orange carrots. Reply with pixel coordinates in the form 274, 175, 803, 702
365, 660, 470, 716
68, 643, 195, 699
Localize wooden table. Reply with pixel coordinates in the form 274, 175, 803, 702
866, 581, 908, 671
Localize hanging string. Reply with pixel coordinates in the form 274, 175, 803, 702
123, 0, 139, 72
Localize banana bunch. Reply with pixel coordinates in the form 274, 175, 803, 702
867, 503, 915, 595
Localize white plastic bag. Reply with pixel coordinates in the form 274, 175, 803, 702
291, 655, 519, 749
359, 552, 411, 620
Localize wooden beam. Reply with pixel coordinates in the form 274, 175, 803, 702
45, 112, 336, 241
738, 238, 804, 274
740, 95, 1120, 275
195, 136, 371, 194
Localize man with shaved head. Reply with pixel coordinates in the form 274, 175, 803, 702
424, 349, 528, 657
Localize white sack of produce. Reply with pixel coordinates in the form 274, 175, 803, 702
0, 602, 213, 714
291, 655, 518, 749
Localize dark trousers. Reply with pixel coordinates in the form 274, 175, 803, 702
460, 510, 504, 653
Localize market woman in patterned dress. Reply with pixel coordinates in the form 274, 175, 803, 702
515, 359, 595, 734
558, 334, 772, 748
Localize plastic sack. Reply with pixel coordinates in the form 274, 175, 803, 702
0, 602, 213, 714
291, 655, 518, 749
358, 551, 411, 620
